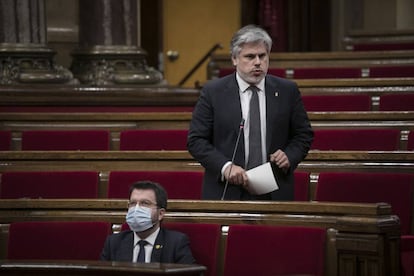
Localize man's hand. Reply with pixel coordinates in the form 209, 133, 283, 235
270, 149, 290, 173
224, 164, 248, 189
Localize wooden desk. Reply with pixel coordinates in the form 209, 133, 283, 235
0, 199, 401, 276
0, 79, 413, 108
0, 150, 412, 199
1, 111, 413, 150
0, 260, 206, 275
209, 50, 414, 70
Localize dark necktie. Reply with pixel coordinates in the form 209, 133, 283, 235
247, 86, 262, 169
136, 240, 148, 263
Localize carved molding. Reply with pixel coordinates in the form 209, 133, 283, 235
70, 45, 163, 86
0, 43, 76, 85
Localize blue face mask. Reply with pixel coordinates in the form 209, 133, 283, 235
126, 205, 155, 232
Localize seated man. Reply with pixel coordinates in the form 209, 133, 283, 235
101, 181, 195, 264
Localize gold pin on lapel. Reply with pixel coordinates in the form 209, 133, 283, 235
155, 245, 163, 249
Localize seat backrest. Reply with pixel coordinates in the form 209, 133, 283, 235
163, 222, 221, 276
292, 67, 362, 79
0, 171, 99, 199
315, 172, 414, 235
350, 42, 414, 51
107, 171, 203, 199
311, 128, 401, 150
294, 171, 311, 201
21, 130, 110, 150
7, 221, 111, 260
0, 130, 11, 150
223, 224, 326, 276
379, 93, 414, 111
408, 131, 414, 151
119, 129, 188, 150
369, 65, 414, 78
302, 94, 371, 111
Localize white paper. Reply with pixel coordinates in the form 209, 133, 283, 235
246, 162, 279, 195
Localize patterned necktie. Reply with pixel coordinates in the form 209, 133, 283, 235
247, 86, 262, 169
136, 240, 148, 263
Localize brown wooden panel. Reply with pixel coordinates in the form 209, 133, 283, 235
0, 199, 401, 276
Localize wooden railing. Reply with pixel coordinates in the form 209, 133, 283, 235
1, 111, 413, 150
0, 199, 401, 276
0, 150, 412, 199
207, 50, 414, 79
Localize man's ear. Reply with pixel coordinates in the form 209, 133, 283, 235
232, 56, 237, 67
158, 208, 166, 221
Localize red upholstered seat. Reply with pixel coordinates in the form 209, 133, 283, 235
119, 129, 188, 150
351, 43, 414, 51
163, 222, 221, 276
21, 130, 110, 150
315, 172, 414, 235
379, 94, 414, 111
408, 131, 414, 151
294, 171, 311, 201
107, 171, 203, 199
314, 172, 414, 276
0, 106, 194, 112
0, 171, 99, 199
302, 94, 371, 111
268, 68, 287, 77
292, 67, 362, 79
218, 68, 235, 78
369, 65, 414, 78
311, 128, 401, 150
224, 224, 326, 276
7, 221, 111, 260
0, 130, 11, 150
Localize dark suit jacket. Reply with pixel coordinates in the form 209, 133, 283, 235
187, 73, 313, 200
100, 228, 195, 264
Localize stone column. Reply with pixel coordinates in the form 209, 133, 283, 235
0, 0, 74, 84
71, 0, 163, 85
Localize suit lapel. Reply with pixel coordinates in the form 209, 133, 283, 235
265, 77, 281, 154
151, 229, 165, 263
225, 74, 245, 166
119, 231, 134, 262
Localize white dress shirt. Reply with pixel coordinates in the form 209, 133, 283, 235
132, 227, 160, 263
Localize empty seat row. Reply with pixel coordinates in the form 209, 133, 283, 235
0, 171, 203, 200
1, 128, 413, 151
302, 93, 414, 112
6, 221, 326, 276
312, 171, 414, 276
0, 129, 188, 151
218, 65, 414, 79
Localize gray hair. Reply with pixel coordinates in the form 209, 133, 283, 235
230, 25, 272, 58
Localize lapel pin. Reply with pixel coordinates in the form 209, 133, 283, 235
155, 245, 163, 249
274, 92, 279, 97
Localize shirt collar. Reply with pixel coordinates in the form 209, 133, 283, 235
236, 72, 265, 93
133, 227, 160, 247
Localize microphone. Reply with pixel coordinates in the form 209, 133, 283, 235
221, 118, 245, 200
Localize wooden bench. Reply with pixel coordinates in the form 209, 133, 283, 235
1, 111, 414, 150
0, 150, 412, 199
207, 50, 414, 79
1, 79, 414, 112
0, 199, 401, 276
343, 29, 414, 51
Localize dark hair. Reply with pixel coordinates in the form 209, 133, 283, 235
128, 181, 168, 209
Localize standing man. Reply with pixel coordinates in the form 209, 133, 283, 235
187, 25, 313, 200
101, 181, 195, 264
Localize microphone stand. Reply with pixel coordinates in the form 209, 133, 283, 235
221, 119, 245, 200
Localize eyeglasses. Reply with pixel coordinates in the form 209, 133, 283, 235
127, 200, 158, 209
